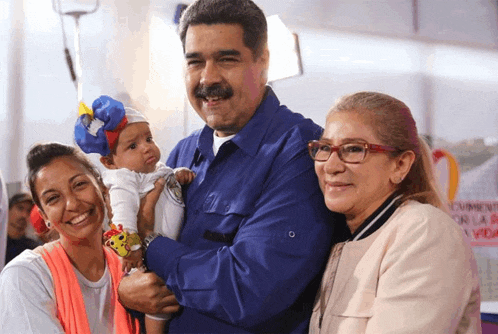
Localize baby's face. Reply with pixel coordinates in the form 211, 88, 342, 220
111, 122, 161, 173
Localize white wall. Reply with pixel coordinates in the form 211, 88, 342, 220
271, 27, 498, 144
1, 0, 498, 189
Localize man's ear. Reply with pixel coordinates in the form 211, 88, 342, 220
259, 48, 270, 67
256, 47, 270, 85
100, 156, 117, 170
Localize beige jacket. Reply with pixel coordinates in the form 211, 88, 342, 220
309, 201, 481, 334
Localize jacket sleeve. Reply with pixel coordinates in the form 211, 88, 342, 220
148, 141, 340, 329
365, 207, 481, 334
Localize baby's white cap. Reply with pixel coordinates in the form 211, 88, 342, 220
125, 107, 148, 124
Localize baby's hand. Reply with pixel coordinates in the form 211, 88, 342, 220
121, 248, 144, 272
174, 167, 196, 185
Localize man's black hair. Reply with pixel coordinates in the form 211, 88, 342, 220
178, 0, 268, 59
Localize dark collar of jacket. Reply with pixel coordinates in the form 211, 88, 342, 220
349, 192, 402, 242
196, 86, 278, 161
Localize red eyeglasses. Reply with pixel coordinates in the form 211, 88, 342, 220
308, 140, 399, 163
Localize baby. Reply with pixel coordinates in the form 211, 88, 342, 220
74, 95, 194, 334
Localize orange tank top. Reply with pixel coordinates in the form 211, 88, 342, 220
40, 242, 140, 334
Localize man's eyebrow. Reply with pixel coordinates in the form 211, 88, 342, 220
185, 50, 241, 59
218, 49, 241, 57
185, 52, 201, 59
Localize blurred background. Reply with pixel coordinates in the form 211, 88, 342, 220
2, 0, 498, 315
2, 0, 498, 189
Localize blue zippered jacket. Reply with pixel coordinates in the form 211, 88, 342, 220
146, 88, 347, 333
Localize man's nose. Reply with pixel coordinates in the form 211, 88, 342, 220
200, 61, 222, 86
21, 208, 31, 219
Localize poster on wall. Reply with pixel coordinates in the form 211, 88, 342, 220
434, 148, 498, 302
449, 201, 498, 246
434, 148, 498, 246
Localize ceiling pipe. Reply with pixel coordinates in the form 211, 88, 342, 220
6, 0, 25, 184
412, 0, 419, 34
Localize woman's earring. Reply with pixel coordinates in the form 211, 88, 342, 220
46, 221, 52, 229
392, 176, 403, 184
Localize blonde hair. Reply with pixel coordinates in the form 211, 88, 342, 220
327, 91, 447, 211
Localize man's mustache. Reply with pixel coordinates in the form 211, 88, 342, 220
194, 84, 233, 100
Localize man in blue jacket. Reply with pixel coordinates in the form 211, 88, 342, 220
118, 0, 347, 332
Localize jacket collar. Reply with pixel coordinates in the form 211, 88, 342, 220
196, 86, 279, 159
349, 193, 402, 241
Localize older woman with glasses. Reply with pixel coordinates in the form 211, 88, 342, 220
308, 92, 481, 334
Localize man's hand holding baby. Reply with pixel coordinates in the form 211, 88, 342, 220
174, 167, 196, 185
